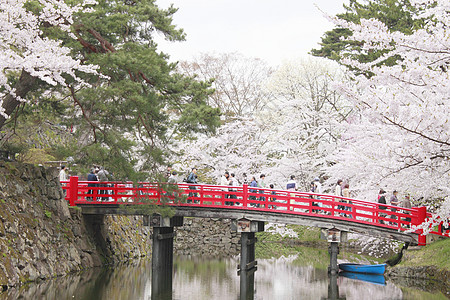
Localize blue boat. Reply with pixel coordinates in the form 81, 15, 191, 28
338, 263, 386, 274
340, 271, 386, 286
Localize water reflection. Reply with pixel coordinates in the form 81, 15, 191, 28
0, 252, 447, 300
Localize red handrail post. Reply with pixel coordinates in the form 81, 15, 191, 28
330, 197, 335, 216
413, 206, 427, 246
69, 176, 79, 207
243, 184, 248, 208
157, 182, 161, 204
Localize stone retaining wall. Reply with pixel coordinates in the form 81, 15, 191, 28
0, 161, 151, 288
175, 218, 241, 257
0, 161, 243, 289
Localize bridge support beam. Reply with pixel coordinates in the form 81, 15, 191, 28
149, 215, 183, 300
321, 228, 347, 275
327, 273, 341, 299
328, 242, 339, 275
232, 218, 264, 300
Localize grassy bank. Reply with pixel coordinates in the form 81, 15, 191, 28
401, 238, 450, 271
386, 238, 450, 297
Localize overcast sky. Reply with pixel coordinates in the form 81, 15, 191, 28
155, 0, 347, 67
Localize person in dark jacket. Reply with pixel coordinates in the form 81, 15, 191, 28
87, 168, 98, 201
377, 189, 387, 224
186, 168, 198, 203
249, 176, 258, 207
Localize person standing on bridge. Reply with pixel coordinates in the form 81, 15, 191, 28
377, 189, 387, 224
249, 176, 258, 207
313, 177, 323, 194
230, 173, 239, 205
97, 167, 110, 201
166, 171, 178, 204
389, 190, 400, 225
334, 179, 343, 197
313, 177, 323, 212
286, 175, 297, 211
341, 183, 352, 218
286, 175, 297, 191
220, 171, 232, 205
242, 173, 249, 185
168, 171, 177, 184
59, 165, 68, 182
59, 165, 68, 196
87, 168, 99, 201
186, 168, 198, 203
258, 174, 267, 207
401, 194, 412, 227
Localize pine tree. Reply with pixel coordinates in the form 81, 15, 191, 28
311, 0, 424, 75
2, 0, 221, 180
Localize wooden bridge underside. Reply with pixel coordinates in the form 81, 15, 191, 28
80, 205, 419, 244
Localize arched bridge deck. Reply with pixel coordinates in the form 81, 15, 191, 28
63, 177, 449, 246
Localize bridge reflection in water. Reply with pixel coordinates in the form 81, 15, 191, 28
62, 177, 449, 299
4, 254, 447, 299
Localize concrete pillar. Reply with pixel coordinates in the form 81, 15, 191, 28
149, 215, 183, 300
151, 226, 174, 300
326, 273, 340, 300
232, 218, 264, 300
320, 228, 346, 275
328, 242, 339, 275
239, 232, 257, 300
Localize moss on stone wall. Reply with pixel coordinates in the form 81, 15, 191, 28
0, 161, 152, 289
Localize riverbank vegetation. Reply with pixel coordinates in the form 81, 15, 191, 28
401, 239, 450, 271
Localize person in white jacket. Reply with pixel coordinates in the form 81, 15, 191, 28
59, 165, 68, 182
220, 171, 232, 205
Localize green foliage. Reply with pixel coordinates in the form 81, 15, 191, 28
18, 148, 56, 166
58, 0, 221, 179
44, 210, 52, 218
311, 0, 425, 74
1, 0, 221, 183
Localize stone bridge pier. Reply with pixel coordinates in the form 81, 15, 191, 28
146, 215, 265, 300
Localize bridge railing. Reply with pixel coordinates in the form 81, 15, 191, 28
62, 177, 449, 245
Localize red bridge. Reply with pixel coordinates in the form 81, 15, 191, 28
63, 176, 449, 246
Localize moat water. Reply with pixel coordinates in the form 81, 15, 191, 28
1, 248, 448, 300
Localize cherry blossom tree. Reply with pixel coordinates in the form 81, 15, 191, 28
324, 0, 450, 228
178, 52, 273, 118
0, 0, 98, 129
173, 57, 350, 189
261, 58, 351, 189
172, 117, 269, 184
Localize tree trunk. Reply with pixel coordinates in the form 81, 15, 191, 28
0, 70, 37, 129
